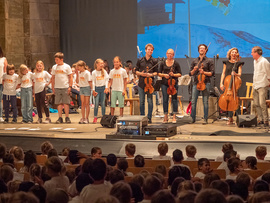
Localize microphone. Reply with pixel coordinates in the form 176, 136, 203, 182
184, 55, 189, 58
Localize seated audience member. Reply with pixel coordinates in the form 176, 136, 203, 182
19, 150, 37, 173
108, 169, 125, 184
177, 180, 195, 195
110, 181, 132, 203
243, 156, 258, 170
152, 142, 172, 162
18, 181, 35, 192
8, 191, 39, 203
210, 180, 230, 197
117, 158, 133, 176
80, 159, 112, 203
194, 158, 212, 179
171, 149, 192, 175
29, 185, 47, 203
255, 146, 267, 162
0, 165, 14, 184
0, 142, 7, 162
130, 174, 145, 188
107, 153, 117, 167
195, 188, 227, 203
226, 195, 244, 203
253, 180, 269, 193
128, 182, 144, 203
29, 163, 42, 183
151, 189, 176, 203
217, 150, 237, 176
236, 172, 252, 190
194, 181, 202, 193
185, 145, 197, 161
231, 182, 249, 202
203, 173, 220, 189
170, 177, 185, 197
95, 195, 120, 203
2, 153, 15, 168
261, 171, 270, 183
155, 165, 167, 177
47, 148, 58, 159
125, 143, 136, 159
168, 166, 191, 187
226, 157, 243, 180
46, 188, 69, 203
91, 147, 102, 159
216, 142, 234, 162
68, 150, 80, 165
248, 191, 270, 203
152, 172, 165, 189
141, 175, 162, 202
134, 155, 145, 167
177, 190, 197, 203
40, 141, 53, 156
11, 146, 24, 163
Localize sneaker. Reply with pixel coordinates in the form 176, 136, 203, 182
21, 120, 27, 124
43, 118, 51, 124
12, 119, 17, 123
65, 117, 71, 123
56, 117, 63, 124
28, 121, 32, 124
93, 117, 98, 124
83, 118, 89, 124
4, 119, 8, 124
79, 118, 84, 124
36, 118, 42, 124
0, 117, 4, 123
202, 119, 208, 125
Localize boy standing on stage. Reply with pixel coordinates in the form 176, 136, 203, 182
51, 52, 73, 123
135, 43, 158, 123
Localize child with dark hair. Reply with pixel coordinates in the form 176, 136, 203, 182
226, 195, 244, 203
141, 175, 162, 202
253, 180, 269, 193
217, 150, 237, 176
203, 173, 220, 189
216, 142, 234, 161
134, 155, 145, 167
108, 169, 125, 184
29, 185, 47, 203
110, 181, 132, 203
128, 182, 144, 203
194, 158, 212, 179
155, 165, 167, 177
210, 180, 230, 197
195, 188, 227, 203
168, 166, 191, 187
20, 150, 37, 173
117, 158, 133, 176
151, 189, 176, 203
227, 157, 243, 180
107, 153, 117, 167
171, 149, 191, 175
243, 156, 258, 170
125, 143, 136, 159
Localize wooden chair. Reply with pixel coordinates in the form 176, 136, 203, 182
126, 167, 154, 175
14, 162, 24, 172
210, 161, 222, 169
36, 155, 47, 165
168, 95, 184, 115
144, 159, 171, 168
182, 161, 198, 175
257, 162, 270, 172
239, 82, 253, 115
66, 164, 80, 170
124, 176, 133, 183
244, 169, 264, 179
124, 84, 140, 115
126, 158, 135, 168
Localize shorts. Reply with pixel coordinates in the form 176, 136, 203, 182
111, 91, 124, 108
80, 86, 91, 96
55, 88, 70, 104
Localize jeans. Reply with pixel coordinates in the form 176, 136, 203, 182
94, 86, 106, 117
191, 83, 210, 121
138, 86, 153, 119
71, 88, 81, 107
3, 94, 17, 121
21, 87, 33, 122
161, 84, 178, 114
253, 86, 269, 122
0, 84, 3, 117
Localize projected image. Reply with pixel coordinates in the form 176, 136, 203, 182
137, 0, 270, 58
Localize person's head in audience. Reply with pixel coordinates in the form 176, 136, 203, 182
107, 153, 117, 167
210, 180, 230, 197
168, 166, 191, 186
236, 172, 251, 188
0, 165, 14, 184
140, 170, 151, 178
45, 156, 62, 178
142, 175, 162, 200
68, 150, 80, 165
23, 150, 37, 172
12, 146, 24, 162
117, 158, 129, 173
227, 157, 243, 175
46, 188, 69, 203
157, 142, 169, 156
7, 180, 21, 194
243, 156, 257, 170
89, 158, 107, 183
0, 179, 7, 194
223, 150, 237, 162
253, 180, 269, 193
29, 185, 47, 203
255, 145, 267, 161
231, 183, 248, 201
129, 182, 144, 203
110, 181, 132, 203
61, 147, 70, 156
0, 143, 6, 160
131, 174, 145, 187
203, 173, 220, 189
40, 141, 53, 155
152, 172, 165, 189
177, 180, 194, 194
8, 191, 39, 203
170, 177, 185, 197
125, 143, 136, 158
249, 191, 270, 203
95, 195, 120, 203
76, 172, 93, 194
18, 181, 35, 192
185, 145, 197, 159
226, 195, 244, 203
151, 189, 176, 203
29, 163, 42, 182
197, 158, 211, 174
195, 188, 227, 203
222, 143, 234, 153
3, 153, 15, 167
81, 157, 93, 173
155, 165, 167, 177
47, 148, 58, 159
177, 190, 197, 203
194, 181, 202, 193
109, 169, 125, 184
261, 171, 270, 184
134, 155, 145, 167
91, 147, 102, 159
172, 149, 184, 163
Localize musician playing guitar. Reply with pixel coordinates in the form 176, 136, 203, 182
135, 43, 158, 123
189, 44, 215, 124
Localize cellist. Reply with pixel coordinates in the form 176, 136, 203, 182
220, 48, 244, 125
158, 49, 182, 123
189, 44, 215, 124
135, 43, 158, 123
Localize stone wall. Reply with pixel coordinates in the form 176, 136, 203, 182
0, 0, 60, 70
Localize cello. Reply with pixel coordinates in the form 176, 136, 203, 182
218, 54, 242, 111
167, 67, 177, 95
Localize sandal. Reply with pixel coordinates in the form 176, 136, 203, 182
162, 120, 168, 124
226, 118, 234, 125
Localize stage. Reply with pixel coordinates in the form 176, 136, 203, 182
1, 104, 270, 160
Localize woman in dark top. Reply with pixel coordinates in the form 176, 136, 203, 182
220, 47, 244, 125
158, 49, 182, 123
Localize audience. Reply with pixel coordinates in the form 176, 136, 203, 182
255, 146, 267, 162
125, 143, 136, 159
194, 158, 211, 179
185, 145, 197, 161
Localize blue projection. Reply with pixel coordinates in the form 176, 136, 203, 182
137, 0, 270, 58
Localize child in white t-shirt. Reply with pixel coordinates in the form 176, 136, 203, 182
32, 60, 52, 123
108, 56, 128, 117
18, 64, 33, 123
2, 64, 19, 123
75, 60, 92, 124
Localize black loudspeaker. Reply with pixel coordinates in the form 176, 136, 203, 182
100, 115, 117, 128
236, 115, 257, 127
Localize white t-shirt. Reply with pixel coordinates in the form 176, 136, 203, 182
109, 68, 128, 92
78, 70, 91, 87
3, 73, 18, 95
32, 71, 51, 94
0, 57, 6, 84
52, 63, 72, 88
19, 72, 33, 88
92, 70, 109, 90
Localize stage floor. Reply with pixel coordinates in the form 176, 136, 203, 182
1, 104, 270, 160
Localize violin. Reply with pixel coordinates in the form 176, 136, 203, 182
144, 66, 154, 94
218, 54, 242, 111
167, 67, 177, 95
197, 61, 206, 91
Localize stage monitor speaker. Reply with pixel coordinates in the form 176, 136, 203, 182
100, 115, 117, 128
236, 115, 257, 127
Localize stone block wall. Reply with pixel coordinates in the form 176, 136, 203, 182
0, 0, 60, 71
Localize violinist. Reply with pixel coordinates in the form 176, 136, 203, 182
189, 44, 214, 124
220, 48, 244, 125
158, 49, 182, 123
135, 43, 158, 123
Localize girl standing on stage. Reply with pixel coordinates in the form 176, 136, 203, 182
92, 59, 109, 123
33, 61, 51, 123
18, 64, 33, 123
75, 60, 92, 124
220, 48, 244, 125
158, 49, 182, 123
